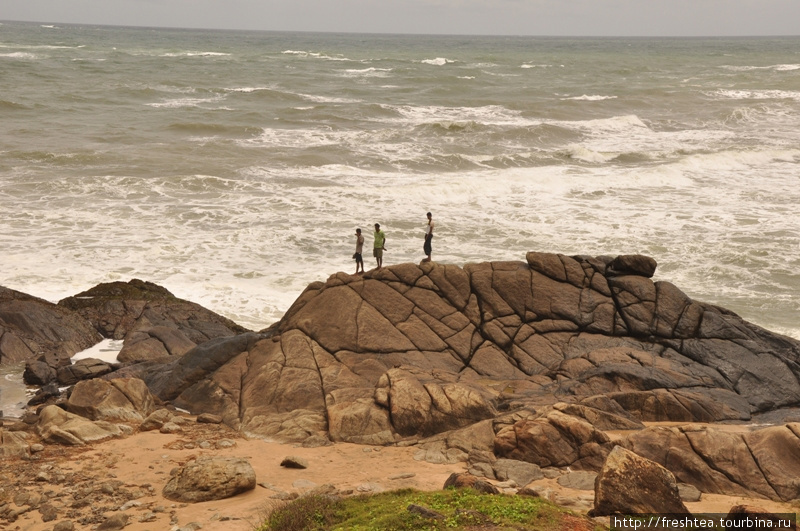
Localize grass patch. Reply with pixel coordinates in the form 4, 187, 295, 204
256, 487, 601, 531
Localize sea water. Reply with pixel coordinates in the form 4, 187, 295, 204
1, 22, 799, 342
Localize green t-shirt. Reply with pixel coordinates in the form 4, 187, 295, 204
374, 230, 385, 248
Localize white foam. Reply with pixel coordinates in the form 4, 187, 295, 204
0, 52, 38, 60
72, 339, 123, 364
561, 94, 618, 101
421, 57, 454, 66
710, 89, 800, 101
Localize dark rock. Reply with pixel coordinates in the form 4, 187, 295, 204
725, 505, 795, 531
56, 357, 114, 386
23, 360, 57, 385
58, 278, 249, 342
407, 504, 444, 520
1, 285, 101, 365
27, 382, 61, 406
589, 445, 689, 517
280, 456, 308, 469
607, 254, 658, 278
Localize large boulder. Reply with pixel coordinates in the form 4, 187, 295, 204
162, 457, 256, 502
36, 405, 122, 445
590, 445, 689, 517
66, 378, 155, 422
1, 286, 101, 366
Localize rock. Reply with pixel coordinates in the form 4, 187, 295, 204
407, 504, 444, 520
606, 254, 658, 278
494, 411, 611, 469
518, 485, 553, 500
1, 285, 101, 367
27, 382, 61, 406
58, 278, 249, 341
557, 471, 598, 491
492, 458, 543, 486
443, 472, 499, 494
56, 358, 114, 386
197, 413, 222, 424
280, 456, 308, 469
53, 522, 75, 531
66, 378, 154, 421
36, 404, 121, 445
590, 446, 689, 517
678, 483, 702, 502
140, 408, 173, 431
97, 513, 129, 531
725, 505, 794, 530
13, 252, 800, 452
622, 424, 800, 502
23, 360, 57, 385
0, 429, 30, 457
160, 421, 182, 434
163, 457, 256, 503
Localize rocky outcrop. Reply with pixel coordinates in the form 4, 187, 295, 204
590, 445, 689, 516
162, 457, 256, 502
58, 279, 250, 363
622, 423, 800, 502
108, 253, 800, 451
0, 286, 101, 366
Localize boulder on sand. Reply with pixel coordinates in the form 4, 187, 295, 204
162, 456, 256, 502
590, 445, 689, 517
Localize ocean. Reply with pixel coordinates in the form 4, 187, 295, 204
1, 22, 799, 346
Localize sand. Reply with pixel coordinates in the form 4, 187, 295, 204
1, 416, 796, 531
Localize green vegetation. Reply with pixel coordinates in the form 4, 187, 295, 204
257, 488, 598, 531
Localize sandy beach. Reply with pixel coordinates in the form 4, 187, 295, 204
2, 413, 796, 531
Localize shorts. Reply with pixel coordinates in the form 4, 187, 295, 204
423, 234, 432, 255
353, 252, 363, 263
373, 248, 383, 258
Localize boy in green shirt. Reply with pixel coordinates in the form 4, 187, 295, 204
373, 223, 386, 269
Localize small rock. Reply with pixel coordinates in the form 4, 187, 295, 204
197, 413, 222, 424
30, 444, 45, 453
292, 479, 317, 489
678, 483, 702, 502
280, 456, 308, 469
407, 504, 444, 520
53, 521, 75, 531
557, 471, 598, 491
388, 473, 416, 480
97, 512, 129, 531
215, 439, 235, 449
160, 422, 182, 434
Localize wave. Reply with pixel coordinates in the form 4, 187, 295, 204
721, 64, 800, 72
0, 52, 38, 60
160, 51, 231, 58
421, 57, 455, 66
709, 89, 800, 101
561, 94, 618, 101
0, 100, 29, 111
281, 49, 353, 61
341, 67, 392, 78
147, 95, 226, 108
521, 64, 553, 69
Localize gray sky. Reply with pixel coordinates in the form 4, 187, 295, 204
3, 0, 800, 36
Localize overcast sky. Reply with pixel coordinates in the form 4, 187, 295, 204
3, 0, 800, 36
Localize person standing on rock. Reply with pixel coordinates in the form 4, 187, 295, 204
373, 223, 386, 269
353, 228, 365, 275
423, 212, 434, 262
